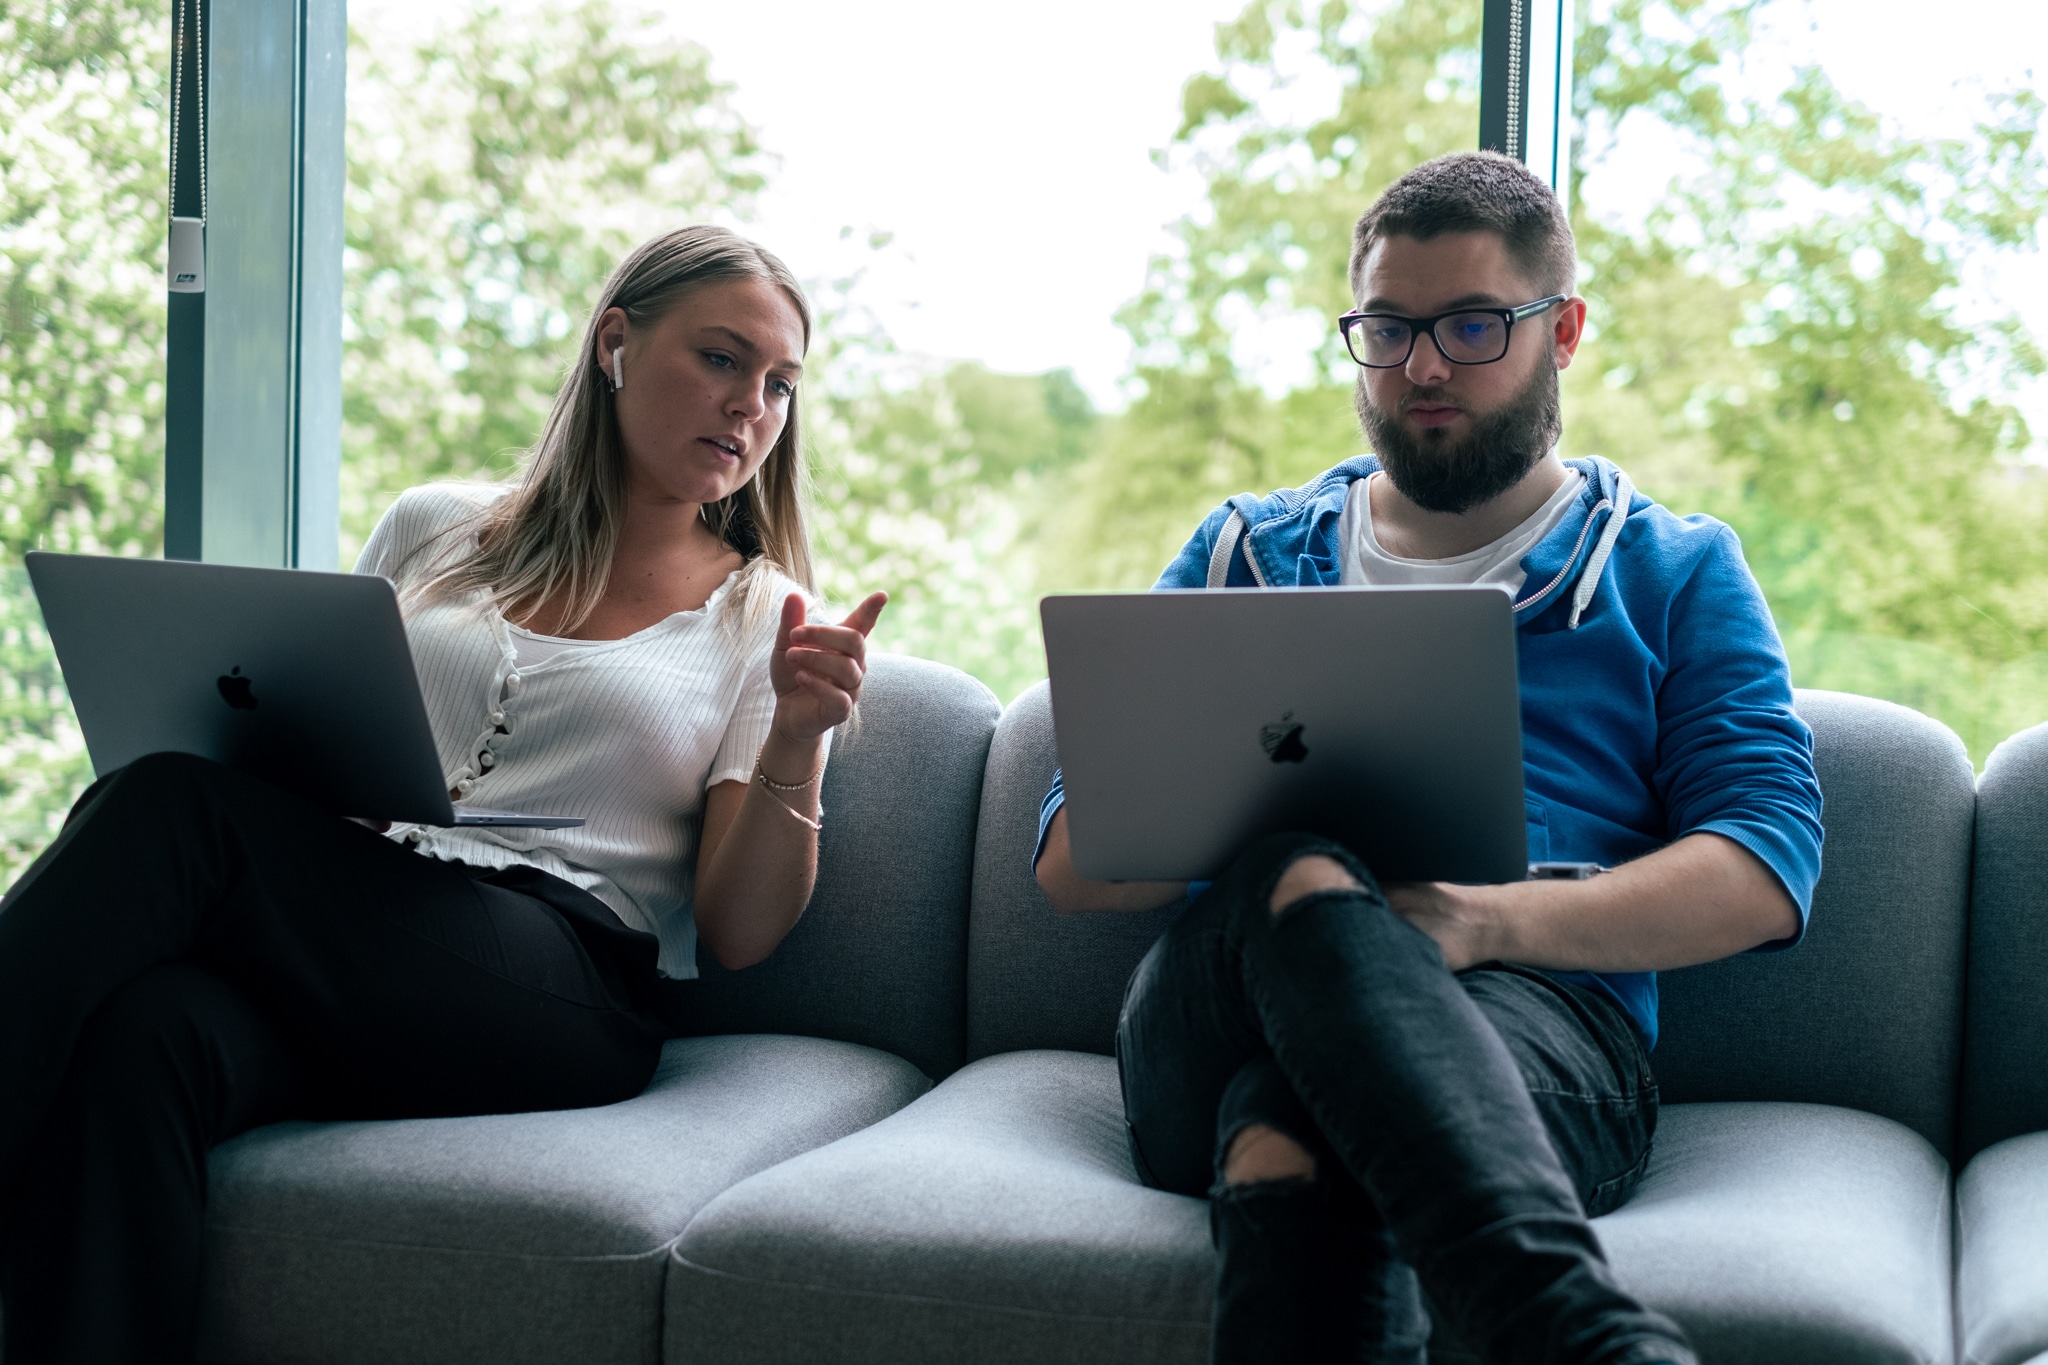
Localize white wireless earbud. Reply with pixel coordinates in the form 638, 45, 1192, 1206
609, 347, 624, 392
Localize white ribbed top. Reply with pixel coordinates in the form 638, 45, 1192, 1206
356, 483, 816, 978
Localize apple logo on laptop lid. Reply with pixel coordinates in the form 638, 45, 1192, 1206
1259, 711, 1308, 764
217, 666, 258, 712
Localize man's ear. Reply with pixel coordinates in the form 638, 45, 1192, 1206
1552, 297, 1589, 371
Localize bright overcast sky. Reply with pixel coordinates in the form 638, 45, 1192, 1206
647, 0, 1250, 404
360, 0, 2046, 425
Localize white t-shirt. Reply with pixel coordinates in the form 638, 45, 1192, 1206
355, 482, 818, 978
1338, 470, 1584, 595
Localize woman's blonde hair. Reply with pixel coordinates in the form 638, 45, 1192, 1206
413, 225, 814, 632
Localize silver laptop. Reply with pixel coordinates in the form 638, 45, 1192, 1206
26, 552, 581, 829
1040, 585, 1526, 883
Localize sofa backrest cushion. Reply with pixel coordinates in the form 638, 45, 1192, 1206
967, 682, 1181, 1060
1960, 720, 2048, 1160
690, 654, 999, 1081
1651, 689, 1974, 1157
969, 686, 1977, 1158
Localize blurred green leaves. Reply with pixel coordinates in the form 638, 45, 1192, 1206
809, 335, 1096, 702
1048, 0, 2048, 761
0, 0, 168, 869
4, 0, 2046, 891
339, 0, 763, 563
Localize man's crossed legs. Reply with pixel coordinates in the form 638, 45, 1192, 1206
1115, 833, 1696, 1365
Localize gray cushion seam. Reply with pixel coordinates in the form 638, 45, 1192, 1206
205, 1222, 684, 1265
669, 1254, 1207, 1328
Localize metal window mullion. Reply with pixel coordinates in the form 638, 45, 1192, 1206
294, 0, 345, 572
163, 0, 344, 570
1480, 0, 1573, 215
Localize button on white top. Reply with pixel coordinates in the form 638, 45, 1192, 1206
489, 710, 506, 726
505, 673, 523, 694
478, 751, 496, 770
454, 778, 476, 797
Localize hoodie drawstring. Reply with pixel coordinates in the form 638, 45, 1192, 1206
1212, 466, 1633, 625
1567, 471, 1632, 630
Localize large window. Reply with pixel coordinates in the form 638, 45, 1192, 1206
1, 0, 2043, 879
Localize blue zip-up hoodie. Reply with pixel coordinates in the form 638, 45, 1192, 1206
1038, 455, 1824, 1047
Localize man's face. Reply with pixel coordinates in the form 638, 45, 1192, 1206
1352, 231, 1581, 514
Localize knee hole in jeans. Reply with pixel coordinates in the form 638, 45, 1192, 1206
1222, 1123, 1318, 1185
1268, 854, 1362, 917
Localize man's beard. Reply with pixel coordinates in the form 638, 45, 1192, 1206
1356, 358, 1562, 515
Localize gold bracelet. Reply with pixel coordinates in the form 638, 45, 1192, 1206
755, 754, 824, 791
755, 776, 823, 833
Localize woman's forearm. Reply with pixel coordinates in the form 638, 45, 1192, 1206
693, 589, 886, 970
692, 731, 823, 970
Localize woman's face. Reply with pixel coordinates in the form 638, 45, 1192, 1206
598, 277, 807, 511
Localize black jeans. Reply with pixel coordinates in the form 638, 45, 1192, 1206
0, 753, 674, 1365
1117, 833, 1694, 1365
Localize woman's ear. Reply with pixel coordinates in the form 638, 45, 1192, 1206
594, 306, 629, 387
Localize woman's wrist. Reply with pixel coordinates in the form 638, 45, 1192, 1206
767, 693, 836, 749
755, 729, 824, 790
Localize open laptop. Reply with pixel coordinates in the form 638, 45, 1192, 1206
1040, 585, 1525, 884
26, 552, 581, 829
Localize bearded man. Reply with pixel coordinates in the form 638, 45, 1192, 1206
1033, 152, 1824, 1365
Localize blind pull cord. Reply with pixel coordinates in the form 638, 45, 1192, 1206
168, 0, 206, 293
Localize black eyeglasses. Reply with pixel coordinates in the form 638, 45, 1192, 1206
1336, 295, 1568, 369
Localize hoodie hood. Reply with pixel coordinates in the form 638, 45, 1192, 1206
1207, 455, 1641, 630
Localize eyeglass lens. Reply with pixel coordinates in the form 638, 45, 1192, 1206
1348, 313, 1510, 367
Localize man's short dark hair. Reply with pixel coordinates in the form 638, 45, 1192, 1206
1349, 151, 1576, 299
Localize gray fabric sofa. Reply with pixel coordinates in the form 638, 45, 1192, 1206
148, 659, 2048, 1362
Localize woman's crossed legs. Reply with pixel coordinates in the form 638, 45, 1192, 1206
0, 753, 670, 1363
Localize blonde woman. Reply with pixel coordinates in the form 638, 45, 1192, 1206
0, 226, 882, 1360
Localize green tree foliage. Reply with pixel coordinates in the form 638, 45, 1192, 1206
1571, 1, 2048, 755
338, 4, 1095, 702
339, 0, 763, 561
6, 0, 2041, 894
0, 0, 167, 868
1043, 0, 1484, 592
1051, 0, 2048, 760
808, 331, 1096, 702
0, 0, 768, 879
0, 0, 1087, 885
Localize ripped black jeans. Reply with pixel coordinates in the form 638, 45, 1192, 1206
1116, 833, 1694, 1365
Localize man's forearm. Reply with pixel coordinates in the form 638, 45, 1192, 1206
1035, 807, 1187, 914
1390, 832, 1800, 974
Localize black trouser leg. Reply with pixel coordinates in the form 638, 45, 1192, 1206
0, 751, 668, 1168
3, 965, 308, 1363
1208, 1056, 1430, 1365
0, 753, 671, 1363
1118, 832, 1690, 1365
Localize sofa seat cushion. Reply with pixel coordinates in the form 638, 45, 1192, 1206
1593, 1102, 1953, 1365
670, 1056, 1953, 1365
666, 1050, 1211, 1365
195, 1034, 929, 1365
1957, 1130, 2048, 1365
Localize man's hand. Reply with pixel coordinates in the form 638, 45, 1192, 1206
1383, 881, 1494, 971
1385, 831, 1800, 974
